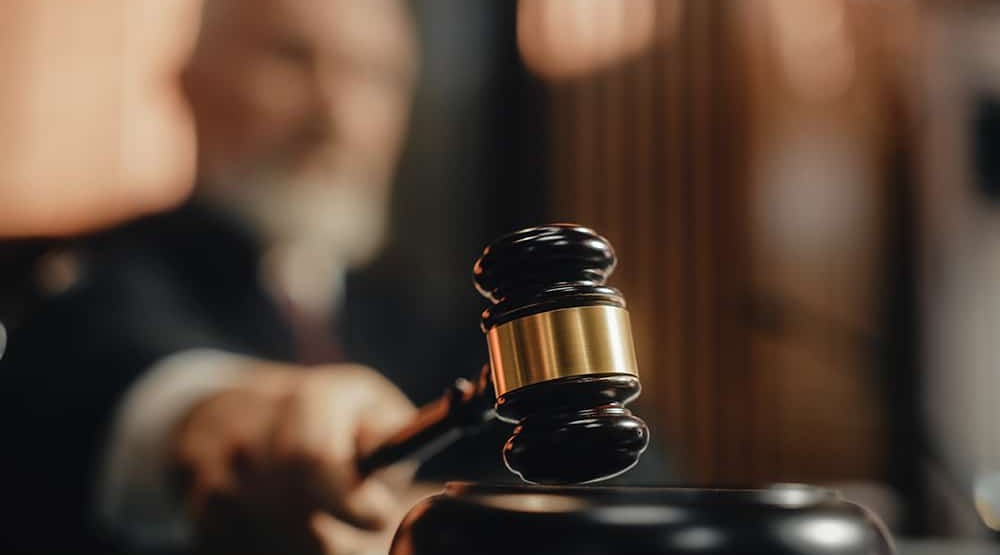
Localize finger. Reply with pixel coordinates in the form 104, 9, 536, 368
267, 373, 388, 522
370, 460, 419, 492
316, 373, 413, 525
173, 387, 283, 514
306, 466, 400, 531
266, 366, 417, 527
319, 369, 416, 482
339, 477, 400, 530
272, 368, 373, 466
355, 383, 418, 456
310, 511, 383, 555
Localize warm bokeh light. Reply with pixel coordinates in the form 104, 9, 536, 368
517, 0, 667, 80
0, 0, 200, 237
767, 0, 855, 103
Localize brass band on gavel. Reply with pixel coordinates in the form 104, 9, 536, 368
486, 305, 638, 396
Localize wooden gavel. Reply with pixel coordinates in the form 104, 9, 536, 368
357, 224, 649, 485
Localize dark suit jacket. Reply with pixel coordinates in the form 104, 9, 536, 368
0, 201, 670, 553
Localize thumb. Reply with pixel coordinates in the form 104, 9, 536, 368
338, 476, 400, 531
355, 381, 417, 457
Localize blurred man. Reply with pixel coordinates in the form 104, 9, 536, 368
0, 0, 434, 553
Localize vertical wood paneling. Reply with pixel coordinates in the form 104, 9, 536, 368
715, 0, 754, 486
542, 0, 895, 486
659, 0, 691, 474
548, 0, 745, 483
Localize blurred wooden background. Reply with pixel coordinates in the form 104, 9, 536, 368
531, 0, 920, 487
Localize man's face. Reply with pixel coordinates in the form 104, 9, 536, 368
182, 0, 417, 265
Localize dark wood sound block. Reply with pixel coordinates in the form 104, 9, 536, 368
390, 482, 894, 554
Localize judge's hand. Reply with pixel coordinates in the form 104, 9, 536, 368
171, 362, 418, 555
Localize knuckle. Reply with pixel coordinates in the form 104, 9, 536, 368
282, 381, 311, 407
324, 362, 378, 383
283, 443, 333, 473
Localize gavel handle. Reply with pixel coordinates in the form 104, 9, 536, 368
357, 365, 495, 476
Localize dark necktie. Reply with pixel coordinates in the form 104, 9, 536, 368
274, 293, 345, 366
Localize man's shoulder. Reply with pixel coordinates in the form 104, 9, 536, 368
79, 201, 259, 291
2, 203, 252, 330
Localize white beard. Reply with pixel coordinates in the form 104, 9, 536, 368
201, 164, 390, 317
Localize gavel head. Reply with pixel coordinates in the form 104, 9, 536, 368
473, 224, 649, 485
